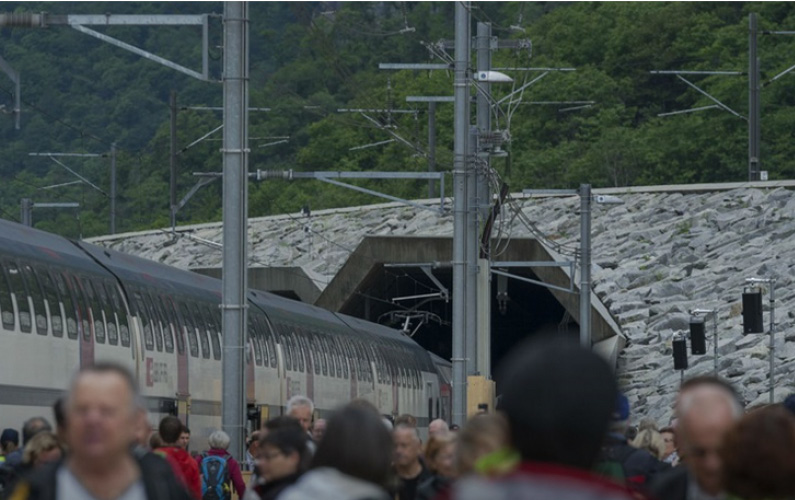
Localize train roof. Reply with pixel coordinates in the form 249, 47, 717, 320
0, 219, 112, 276
75, 240, 221, 302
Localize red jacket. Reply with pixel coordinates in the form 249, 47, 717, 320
196, 448, 247, 498
156, 446, 202, 500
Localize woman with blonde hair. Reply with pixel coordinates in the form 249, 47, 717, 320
631, 420, 666, 460
417, 435, 456, 500
22, 431, 63, 469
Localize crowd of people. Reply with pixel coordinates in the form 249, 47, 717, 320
2, 335, 795, 500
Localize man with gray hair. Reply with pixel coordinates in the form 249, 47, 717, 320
286, 396, 314, 435
8, 362, 193, 500
197, 430, 246, 499
393, 424, 430, 500
650, 376, 744, 500
428, 419, 449, 438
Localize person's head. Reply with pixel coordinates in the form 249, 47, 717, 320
721, 406, 795, 500
158, 416, 183, 446
660, 426, 677, 459
311, 404, 393, 490
66, 362, 141, 466
609, 393, 631, 436
247, 431, 261, 455
311, 418, 327, 443
149, 432, 164, 450
631, 428, 666, 460
428, 419, 449, 438
257, 427, 308, 482
22, 431, 63, 468
394, 414, 417, 428
208, 430, 231, 451
22, 417, 52, 446
424, 435, 456, 478
1, 428, 19, 454
455, 413, 509, 475
286, 396, 314, 433
179, 427, 191, 450
393, 424, 422, 469
263, 416, 304, 436
676, 376, 743, 496
497, 335, 617, 470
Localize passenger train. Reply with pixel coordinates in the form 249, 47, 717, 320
0, 218, 451, 448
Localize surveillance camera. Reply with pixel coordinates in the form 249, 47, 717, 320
595, 195, 624, 205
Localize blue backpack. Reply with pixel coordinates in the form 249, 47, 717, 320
200, 453, 231, 500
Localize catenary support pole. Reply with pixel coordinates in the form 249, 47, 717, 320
749, 13, 761, 181
452, 0, 470, 426
579, 184, 592, 349
20, 198, 32, 226
476, 22, 492, 224
769, 281, 775, 403
170, 90, 178, 232
221, 1, 248, 460
428, 101, 436, 199
110, 143, 116, 234
713, 312, 718, 375
466, 127, 478, 376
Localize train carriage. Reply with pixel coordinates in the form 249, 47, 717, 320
0, 218, 450, 449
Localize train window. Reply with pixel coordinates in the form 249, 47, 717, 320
0, 265, 14, 331
81, 278, 105, 344
278, 329, 291, 371
36, 267, 63, 338
178, 302, 199, 358
205, 305, 222, 361
337, 338, 349, 378
6, 261, 32, 333
52, 271, 77, 339
255, 316, 269, 367
299, 334, 312, 374
330, 337, 341, 378
153, 297, 169, 353
190, 303, 210, 359
146, 292, 172, 353
164, 298, 184, 355
248, 318, 262, 366
22, 265, 48, 335
309, 333, 320, 375
133, 290, 154, 351
70, 275, 92, 342
105, 282, 129, 347
96, 280, 117, 346
317, 335, 327, 376
139, 293, 160, 352
291, 331, 304, 373
265, 324, 277, 368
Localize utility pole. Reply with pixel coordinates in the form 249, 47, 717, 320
20, 198, 79, 226
451, 0, 470, 427
170, 90, 178, 232
110, 143, 116, 234
749, 13, 761, 181
428, 101, 436, 198
221, 0, 248, 460
466, 125, 478, 376
579, 184, 592, 349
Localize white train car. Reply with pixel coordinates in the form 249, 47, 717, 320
0, 219, 451, 451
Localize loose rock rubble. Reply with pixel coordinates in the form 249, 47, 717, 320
90, 186, 795, 424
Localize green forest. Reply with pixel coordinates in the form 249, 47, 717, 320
1, 2, 794, 238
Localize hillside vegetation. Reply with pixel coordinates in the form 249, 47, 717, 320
1, 2, 793, 237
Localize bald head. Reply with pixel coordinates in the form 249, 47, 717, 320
429, 419, 449, 438
676, 382, 742, 496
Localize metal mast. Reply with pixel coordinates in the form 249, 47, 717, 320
452, 0, 470, 426
221, 1, 248, 460
749, 13, 761, 181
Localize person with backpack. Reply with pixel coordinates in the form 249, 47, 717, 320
155, 417, 202, 500
196, 430, 246, 500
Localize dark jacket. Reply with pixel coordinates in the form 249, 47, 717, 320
6, 452, 193, 500
600, 434, 670, 487
648, 465, 689, 500
416, 474, 451, 500
252, 472, 300, 500
394, 463, 432, 500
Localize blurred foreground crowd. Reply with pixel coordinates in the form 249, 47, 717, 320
2, 336, 795, 500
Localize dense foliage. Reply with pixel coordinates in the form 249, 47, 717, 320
0, 2, 793, 237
